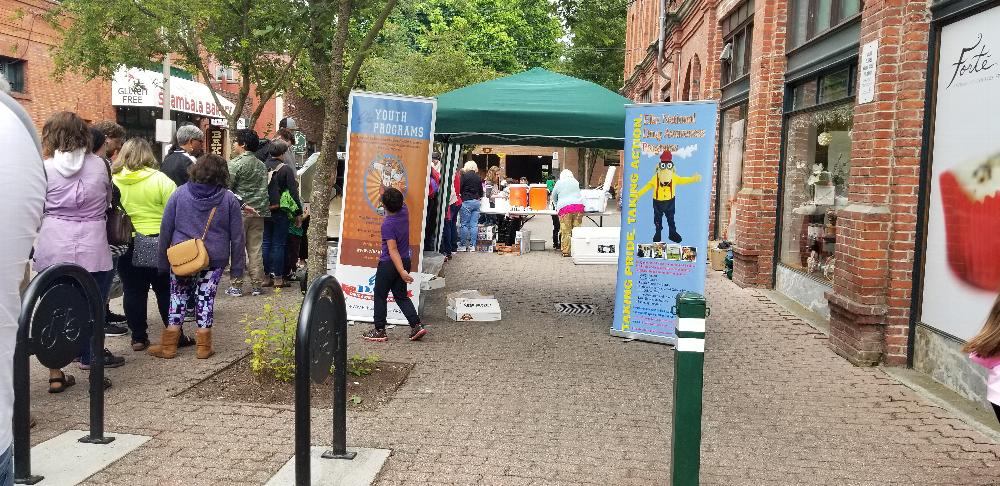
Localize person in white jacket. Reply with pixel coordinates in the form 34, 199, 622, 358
0, 76, 47, 484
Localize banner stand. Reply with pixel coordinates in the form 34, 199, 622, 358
609, 329, 677, 346
611, 101, 719, 345
334, 91, 437, 324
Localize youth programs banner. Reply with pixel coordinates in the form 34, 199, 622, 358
336, 91, 436, 323
612, 101, 718, 345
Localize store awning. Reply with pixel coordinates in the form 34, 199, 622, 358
112, 67, 236, 119
435, 68, 632, 150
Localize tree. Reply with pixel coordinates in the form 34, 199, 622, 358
305, 0, 400, 282
556, 0, 627, 186
360, 24, 500, 97
555, 0, 627, 91
49, 0, 312, 130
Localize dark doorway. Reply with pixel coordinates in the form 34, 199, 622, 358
506, 155, 553, 183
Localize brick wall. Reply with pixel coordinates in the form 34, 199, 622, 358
0, 0, 114, 129
732, 0, 787, 288
827, 0, 931, 366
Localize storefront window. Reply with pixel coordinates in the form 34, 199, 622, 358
779, 68, 855, 281
716, 104, 747, 240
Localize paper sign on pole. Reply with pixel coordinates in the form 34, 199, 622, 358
335, 91, 437, 323
611, 101, 719, 345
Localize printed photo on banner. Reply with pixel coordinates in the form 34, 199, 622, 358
612, 101, 718, 345
919, 4, 1000, 341
336, 91, 437, 324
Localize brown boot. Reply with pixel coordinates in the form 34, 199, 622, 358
148, 326, 181, 359
273, 277, 288, 288
262, 276, 274, 288
195, 328, 215, 359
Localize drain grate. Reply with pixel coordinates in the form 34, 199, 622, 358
555, 303, 597, 315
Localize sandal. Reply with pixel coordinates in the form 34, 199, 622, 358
48, 372, 76, 393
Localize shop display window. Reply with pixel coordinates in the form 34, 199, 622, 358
779, 67, 855, 281
716, 104, 747, 240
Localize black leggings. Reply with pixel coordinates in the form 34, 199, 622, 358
373, 259, 419, 330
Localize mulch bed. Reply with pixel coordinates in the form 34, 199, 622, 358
180, 355, 413, 411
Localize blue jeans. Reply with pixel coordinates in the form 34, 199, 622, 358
78, 270, 113, 365
459, 200, 481, 248
0, 445, 11, 486
263, 211, 290, 277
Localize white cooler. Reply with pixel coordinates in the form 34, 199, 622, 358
571, 227, 620, 265
580, 189, 608, 213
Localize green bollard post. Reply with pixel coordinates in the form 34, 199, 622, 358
672, 291, 707, 486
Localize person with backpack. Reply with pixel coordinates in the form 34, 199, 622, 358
262, 141, 302, 288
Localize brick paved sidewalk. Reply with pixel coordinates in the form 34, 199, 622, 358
22, 221, 1000, 484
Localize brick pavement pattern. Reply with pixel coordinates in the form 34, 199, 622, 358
22, 221, 1000, 485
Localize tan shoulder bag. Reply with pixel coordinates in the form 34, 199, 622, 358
166, 207, 218, 277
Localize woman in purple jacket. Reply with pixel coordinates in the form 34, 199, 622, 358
33, 112, 124, 392
150, 154, 245, 360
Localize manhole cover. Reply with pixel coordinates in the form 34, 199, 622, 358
555, 303, 597, 315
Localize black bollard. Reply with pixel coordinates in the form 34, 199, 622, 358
295, 275, 352, 486
14, 264, 114, 484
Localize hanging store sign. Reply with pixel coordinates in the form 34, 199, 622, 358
335, 91, 436, 323
920, 4, 1000, 340
612, 101, 719, 345
112, 67, 236, 118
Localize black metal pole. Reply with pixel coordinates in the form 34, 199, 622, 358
294, 284, 313, 486
13, 306, 40, 485
321, 275, 354, 461
79, 271, 112, 445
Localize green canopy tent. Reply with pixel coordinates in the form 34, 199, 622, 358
435, 67, 631, 150
429, 68, 630, 252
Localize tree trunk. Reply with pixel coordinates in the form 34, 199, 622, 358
306, 0, 353, 284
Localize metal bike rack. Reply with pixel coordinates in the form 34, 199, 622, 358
14, 264, 113, 484
295, 274, 354, 486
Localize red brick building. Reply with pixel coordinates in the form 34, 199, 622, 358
0, 0, 114, 128
625, 0, 1000, 410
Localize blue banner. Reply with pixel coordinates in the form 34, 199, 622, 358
612, 101, 719, 344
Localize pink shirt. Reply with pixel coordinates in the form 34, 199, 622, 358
970, 353, 1000, 405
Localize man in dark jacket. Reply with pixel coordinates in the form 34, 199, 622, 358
261, 141, 302, 288
160, 125, 205, 186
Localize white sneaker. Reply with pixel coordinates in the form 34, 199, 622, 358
457, 246, 467, 253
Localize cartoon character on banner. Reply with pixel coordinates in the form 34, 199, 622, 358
366, 154, 407, 215
635, 151, 702, 243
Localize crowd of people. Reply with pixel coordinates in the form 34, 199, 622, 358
0, 108, 307, 396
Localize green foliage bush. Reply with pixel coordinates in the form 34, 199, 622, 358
243, 292, 381, 383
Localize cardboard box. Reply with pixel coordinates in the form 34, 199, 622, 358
446, 290, 502, 321
417, 274, 446, 291
709, 248, 726, 271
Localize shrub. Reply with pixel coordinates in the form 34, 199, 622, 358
243, 291, 382, 382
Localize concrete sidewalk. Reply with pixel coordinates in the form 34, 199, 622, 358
20, 218, 1000, 485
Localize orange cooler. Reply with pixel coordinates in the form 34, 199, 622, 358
529, 184, 548, 210
509, 184, 528, 207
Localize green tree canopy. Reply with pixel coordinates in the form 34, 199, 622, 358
48, 0, 314, 129
556, 0, 627, 91
359, 0, 564, 97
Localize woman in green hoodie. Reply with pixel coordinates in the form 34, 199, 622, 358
112, 139, 181, 351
